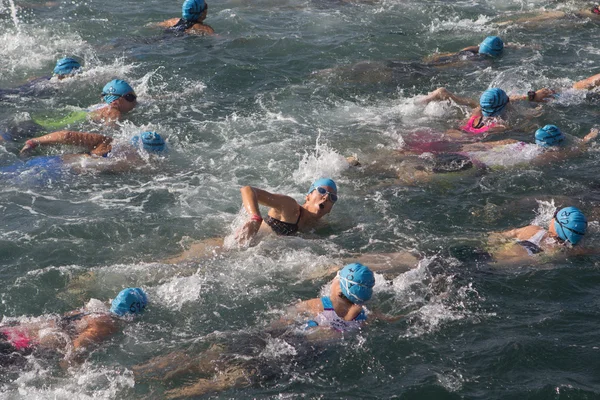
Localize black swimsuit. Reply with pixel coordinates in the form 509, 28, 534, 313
264, 208, 302, 236
168, 18, 197, 33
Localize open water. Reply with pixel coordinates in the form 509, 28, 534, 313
1, 0, 600, 398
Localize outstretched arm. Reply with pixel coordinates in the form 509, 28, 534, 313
62, 315, 118, 367
20, 130, 113, 156
573, 73, 600, 90
420, 87, 478, 108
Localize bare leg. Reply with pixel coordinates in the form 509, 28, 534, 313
164, 366, 253, 399
163, 238, 225, 264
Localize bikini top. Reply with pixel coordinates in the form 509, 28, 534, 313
264, 207, 302, 236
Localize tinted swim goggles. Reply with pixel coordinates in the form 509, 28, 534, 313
101, 92, 137, 102
316, 186, 338, 203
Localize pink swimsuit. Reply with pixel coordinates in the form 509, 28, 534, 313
0, 328, 33, 350
460, 115, 498, 135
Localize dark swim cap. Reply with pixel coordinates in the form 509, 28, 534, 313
554, 207, 587, 245
182, 0, 206, 21
110, 288, 148, 316
479, 36, 504, 57
535, 125, 565, 147
131, 131, 166, 153
53, 57, 81, 76
102, 79, 135, 104
479, 88, 509, 117
338, 263, 375, 304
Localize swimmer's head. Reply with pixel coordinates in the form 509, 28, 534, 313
131, 131, 167, 153
479, 36, 504, 57
337, 263, 375, 304
479, 88, 509, 117
110, 287, 148, 316
53, 57, 81, 77
535, 125, 565, 147
553, 207, 587, 245
101, 79, 136, 104
182, 0, 206, 22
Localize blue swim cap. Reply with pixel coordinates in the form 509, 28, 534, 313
535, 125, 565, 147
479, 36, 504, 57
554, 207, 587, 245
182, 0, 206, 21
131, 131, 167, 153
479, 88, 509, 117
102, 79, 135, 104
307, 178, 337, 195
53, 57, 81, 76
338, 263, 375, 304
110, 287, 148, 316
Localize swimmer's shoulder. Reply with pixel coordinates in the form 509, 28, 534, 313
188, 23, 215, 35
157, 18, 181, 28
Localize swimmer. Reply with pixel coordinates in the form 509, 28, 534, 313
494, 5, 600, 28
165, 178, 338, 263
346, 125, 598, 184
0, 57, 81, 102
156, 0, 214, 35
134, 264, 397, 398
420, 87, 555, 137
3, 130, 166, 179
487, 206, 591, 266
0, 287, 147, 369
424, 36, 505, 67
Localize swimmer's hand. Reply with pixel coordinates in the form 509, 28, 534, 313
531, 88, 555, 102
583, 128, 599, 143
235, 217, 262, 245
346, 156, 361, 167
19, 139, 40, 155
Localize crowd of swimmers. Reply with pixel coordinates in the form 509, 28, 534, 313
2, 0, 600, 397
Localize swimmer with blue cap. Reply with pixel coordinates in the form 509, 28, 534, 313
0, 287, 148, 368
87, 79, 138, 125
15, 129, 166, 177
237, 178, 338, 244
424, 35, 505, 67
157, 0, 214, 35
489, 205, 591, 265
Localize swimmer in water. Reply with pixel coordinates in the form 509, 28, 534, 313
0, 287, 147, 369
420, 87, 556, 139
166, 178, 338, 263
494, 4, 600, 28
312, 36, 505, 86
487, 206, 592, 266
346, 125, 598, 184
1, 130, 166, 180
156, 0, 214, 35
134, 263, 398, 398
424, 36, 505, 67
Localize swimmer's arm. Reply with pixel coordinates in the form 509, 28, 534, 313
62, 315, 118, 366
498, 225, 543, 240
420, 87, 478, 108
460, 45, 480, 53
460, 139, 519, 151
573, 73, 600, 90
240, 186, 299, 220
20, 131, 113, 155
89, 107, 121, 126
368, 310, 405, 323
509, 88, 555, 102
155, 18, 180, 28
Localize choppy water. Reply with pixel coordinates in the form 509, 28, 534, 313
1, 0, 600, 398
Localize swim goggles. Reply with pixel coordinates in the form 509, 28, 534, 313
101, 92, 137, 102
316, 186, 338, 203
553, 209, 586, 237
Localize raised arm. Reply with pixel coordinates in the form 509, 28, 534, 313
20, 130, 113, 156
62, 315, 118, 367
420, 87, 478, 108
573, 73, 600, 90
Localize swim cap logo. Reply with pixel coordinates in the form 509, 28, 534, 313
129, 301, 145, 313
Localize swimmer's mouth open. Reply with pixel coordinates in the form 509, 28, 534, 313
319, 203, 325, 210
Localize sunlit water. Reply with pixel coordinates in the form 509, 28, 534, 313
1, 0, 600, 398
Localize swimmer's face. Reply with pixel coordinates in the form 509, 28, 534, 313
305, 185, 336, 218
114, 92, 137, 113
198, 5, 208, 22
548, 218, 558, 237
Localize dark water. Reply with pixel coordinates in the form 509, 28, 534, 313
1, 0, 600, 397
